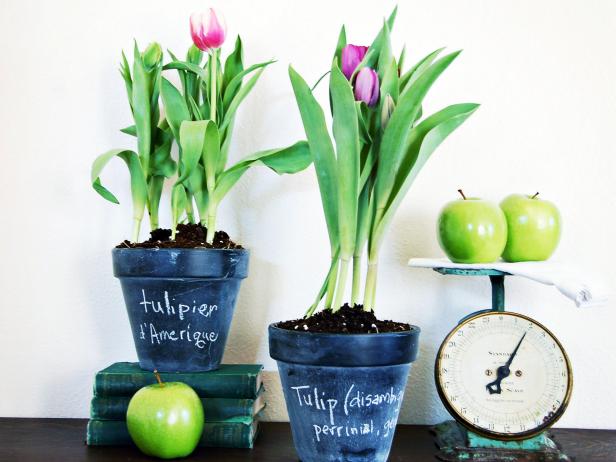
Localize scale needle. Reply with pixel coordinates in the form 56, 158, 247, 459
486, 332, 527, 395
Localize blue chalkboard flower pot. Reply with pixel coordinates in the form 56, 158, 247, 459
113, 248, 249, 372
269, 325, 420, 462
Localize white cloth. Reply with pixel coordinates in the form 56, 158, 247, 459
408, 258, 609, 309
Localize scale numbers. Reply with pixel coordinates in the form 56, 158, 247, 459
435, 311, 572, 440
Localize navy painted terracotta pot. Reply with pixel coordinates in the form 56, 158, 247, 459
113, 248, 249, 372
269, 324, 420, 462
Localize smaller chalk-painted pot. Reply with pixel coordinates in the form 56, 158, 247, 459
269, 324, 420, 462
113, 248, 249, 372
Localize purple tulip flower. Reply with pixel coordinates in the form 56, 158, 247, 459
354, 67, 380, 107
341, 44, 369, 80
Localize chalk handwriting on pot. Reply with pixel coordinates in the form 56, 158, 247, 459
290, 384, 404, 442
139, 289, 218, 320
136, 289, 220, 350
139, 322, 219, 349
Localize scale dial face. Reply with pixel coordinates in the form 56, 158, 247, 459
435, 311, 572, 440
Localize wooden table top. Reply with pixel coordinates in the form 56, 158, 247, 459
1, 418, 614, 461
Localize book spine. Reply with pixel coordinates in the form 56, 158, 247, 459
94, 372, 258, 398
90, 396, 254, 421
86, 419, 254, 449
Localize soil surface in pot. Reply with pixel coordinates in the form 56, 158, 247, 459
276, 303, 410, 334
117, 224, 243, 249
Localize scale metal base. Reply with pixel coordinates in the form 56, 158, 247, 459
429, 267, 572, 461
433, 420, 571, 461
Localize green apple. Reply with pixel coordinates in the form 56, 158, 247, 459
500, 193, 561, 262
127, 372, 204, 459
438, 190, 507, 263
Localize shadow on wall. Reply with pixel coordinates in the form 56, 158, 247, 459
223, 256, 277, 365
260, 370, 290, 422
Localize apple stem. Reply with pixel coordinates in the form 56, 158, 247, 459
458, 189, 467, 200
531, 192, 540, 199
153, 369, 165, 387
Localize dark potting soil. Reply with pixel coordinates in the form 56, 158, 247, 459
117, 223, 243, 249
276, 303, 411, 334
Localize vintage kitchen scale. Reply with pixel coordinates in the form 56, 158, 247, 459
418, 266, 573, 461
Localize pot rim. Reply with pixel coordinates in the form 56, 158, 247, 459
112, 247, 250, 253
268, 323, 420, 337
112, 246, 250, 279
268, 323, 420, 367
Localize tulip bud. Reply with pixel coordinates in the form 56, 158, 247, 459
142, 42, 162, 71
190, 8, 227, 52
354, 67, 380, 107
187, 44, 204, 65
380, 94, 395, 129
341, 44, 369, 80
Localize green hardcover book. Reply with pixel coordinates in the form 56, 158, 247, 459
93, 362, 263, 398
90, 386, 265, 420
86, 416, 259, 449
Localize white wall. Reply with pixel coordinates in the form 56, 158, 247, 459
0, 0, 615, 429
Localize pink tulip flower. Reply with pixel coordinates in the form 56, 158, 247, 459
354, 67, 380, 107
190, 8, 227, 52
341, 44, 369, 80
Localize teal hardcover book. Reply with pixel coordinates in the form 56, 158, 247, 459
86, 416, 259, 449
93, 362, 263, 398
90, 386, 265, 420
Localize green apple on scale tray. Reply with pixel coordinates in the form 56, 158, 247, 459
438, 190, 561, 264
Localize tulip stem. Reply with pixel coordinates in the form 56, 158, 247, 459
363, 261, 378, 311
332, 257, 350, 313
324, 257, 339, 310
206, 201, 218, 244
351, 254, 362, 306
311, 70, 331, 91
210, 49, 218, 123
130, 217, 142, 244
153, 370, 165, 387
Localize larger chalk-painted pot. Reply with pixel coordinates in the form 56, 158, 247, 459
113, 248, 249, 372
269, 324, 420, 462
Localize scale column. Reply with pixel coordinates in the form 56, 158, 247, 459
489, 275, 505, 312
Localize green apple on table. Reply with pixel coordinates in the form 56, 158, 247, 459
438, 190, 507, 263
500, 193, 561, 262
127, 371, 204, 459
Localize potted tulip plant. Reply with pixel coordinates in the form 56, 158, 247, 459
269, 8, 479, 462
93, 9, 310, 372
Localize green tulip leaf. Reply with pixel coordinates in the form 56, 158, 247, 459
400, 47, 445, 91
160, 77, 191, 140
202, 120, 221, 194
91, 149, 148, 226
163, 60, 209, 82
149, 129, 176, 178
177, 120, 208, 184
372, 103, 479, 252
330, 63, 359, 258
222, 59, 275, 110
223, 36, 244, 91
213, 141, 311, 204
376, 21, 393, 80
374, 51, 462, 222
171, 184, 188, 235
333, 25, 347, 63
120, 125, 137, 137
120, 51, 133, 112
220, 66, 268, 131
132, 43, 152, 172
288, 65, 339, 249
353, 7, 397, 76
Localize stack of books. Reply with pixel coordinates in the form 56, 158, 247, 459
86, 362, 264, 449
